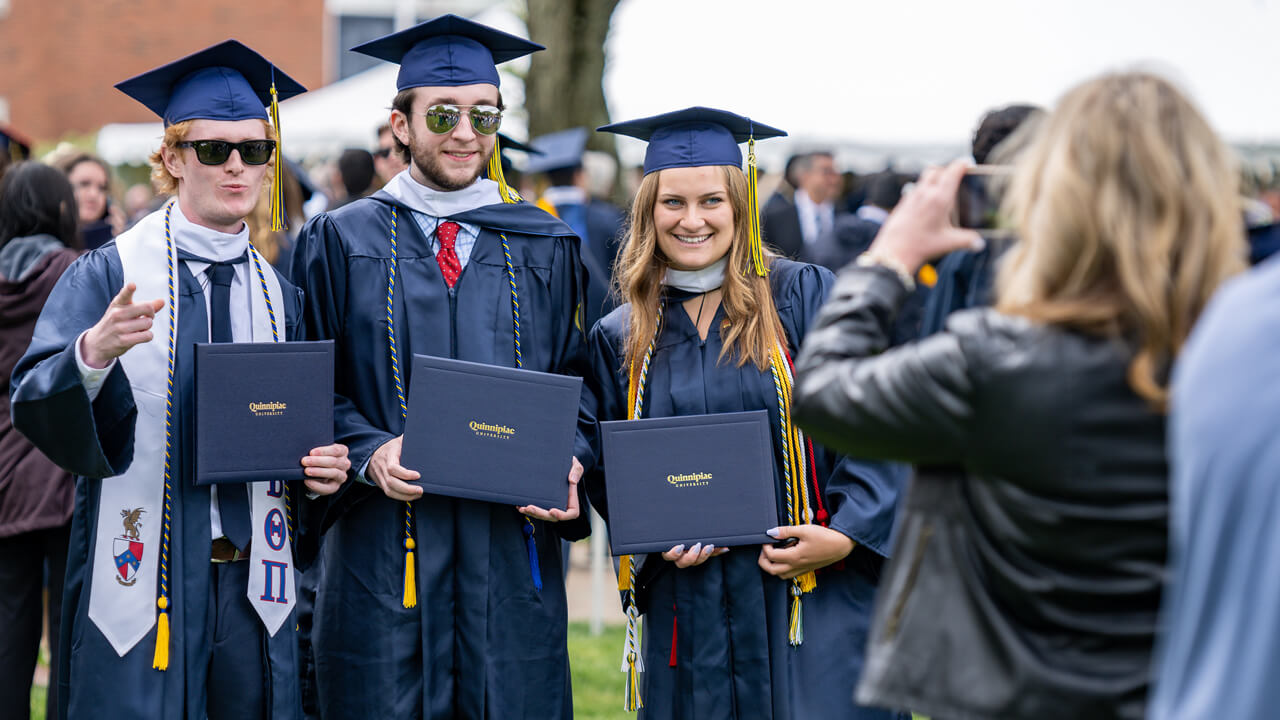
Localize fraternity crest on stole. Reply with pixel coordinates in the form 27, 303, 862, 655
113, 508, 146, 586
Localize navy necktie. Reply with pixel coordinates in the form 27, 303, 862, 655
206, 258, 252, 551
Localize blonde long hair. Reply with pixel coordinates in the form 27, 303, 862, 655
996, 71, 1246, 409
615, 165, 786, 375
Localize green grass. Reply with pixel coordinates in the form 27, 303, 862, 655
31, 684, 46, 720
568, 622, 931, 720
27, 623, 629, 719
569, 621, 630, 719
27, 624, 923, 719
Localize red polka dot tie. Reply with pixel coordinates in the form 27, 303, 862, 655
436, 220, 462, 288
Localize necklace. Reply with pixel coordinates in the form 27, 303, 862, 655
693, 290, 710, 334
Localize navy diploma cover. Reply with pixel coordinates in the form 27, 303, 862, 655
400, 355, 582, 509
599, 410, 778, 554
194, 340, 335, 485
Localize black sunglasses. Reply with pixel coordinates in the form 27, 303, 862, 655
176, 139, 276, 166
373, 147, 393, 159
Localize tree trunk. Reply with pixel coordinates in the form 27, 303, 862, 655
525, 0, 620, 155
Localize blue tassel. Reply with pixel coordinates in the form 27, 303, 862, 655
523, 519, 543, 592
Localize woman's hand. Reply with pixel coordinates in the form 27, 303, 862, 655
868, 160, 985, 272
757, 525, 855, 579
662, 542, 730, 568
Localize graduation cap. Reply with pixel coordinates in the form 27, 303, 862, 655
114, 40, 307, 232
497, 132, 540, 156
599, 107, 786, 275
524, 127, 588, 175
495, 132, 541, 175
0, 124, 32, 162
115, 40, 305, 126
597, 107, 785, 176
350, 14, 543, 91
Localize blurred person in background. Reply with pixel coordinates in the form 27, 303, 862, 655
1147, 191, 1280, 720
329, 148, 376, 209
373, 122, 409, 184
246, 159, 308, 277
803, 171, 908, 271
587, 107, 906, 720
792, 71, 1245, 720
123, 183, 159, 228
0, 161, 82, 720
758, 153, 803, 255
528, 127, 625, 327
803, 171, 925, 344
54, 152, 125, 250
1, 125, 33, 181
762, 150, 844, 259
916, 104, 1044, 337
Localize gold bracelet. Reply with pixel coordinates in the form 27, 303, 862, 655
855, 252, 916, 291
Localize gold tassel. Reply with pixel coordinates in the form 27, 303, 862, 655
487, 136, 521, 204
624, 652, 643, 711
746, 137, 768, 277
268, 83, 286, 232
617, 554, 633, 591
788, 587, 805, 646
536, 195, 559, 217
403, 537, 418, 608
152, 596, 170, 670
797, 570, 817, 593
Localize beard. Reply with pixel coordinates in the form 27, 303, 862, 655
407, 127, 486, 191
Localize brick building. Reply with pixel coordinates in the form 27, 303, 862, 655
0, 0, 326, 143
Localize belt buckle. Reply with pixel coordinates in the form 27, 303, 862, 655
211, 538, 250, 563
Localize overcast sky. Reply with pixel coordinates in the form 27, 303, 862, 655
602, 0, 1280, 147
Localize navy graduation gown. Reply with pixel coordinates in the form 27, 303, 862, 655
291, 192, 591, 720
9, 243, 306, 720
583, 259, 906, 720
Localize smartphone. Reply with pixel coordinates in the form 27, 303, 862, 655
955, 164, 1013, 230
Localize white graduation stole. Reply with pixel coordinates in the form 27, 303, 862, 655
89, 201, 294, 657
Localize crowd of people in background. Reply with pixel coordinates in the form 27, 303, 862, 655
5, 16, 1280, 720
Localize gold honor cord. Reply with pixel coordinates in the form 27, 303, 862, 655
613, 303, 819, 704
153, 204, 281, 669
385, 185, 535, 608
617, 303, 661, 711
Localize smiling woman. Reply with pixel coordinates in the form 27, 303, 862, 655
582, 107, 908, 719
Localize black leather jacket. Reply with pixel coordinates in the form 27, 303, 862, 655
792, 265, 1168, 720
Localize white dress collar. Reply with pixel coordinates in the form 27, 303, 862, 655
170, 199, 250, 263
380, 169, 501, 218
663, 256, 728, 293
